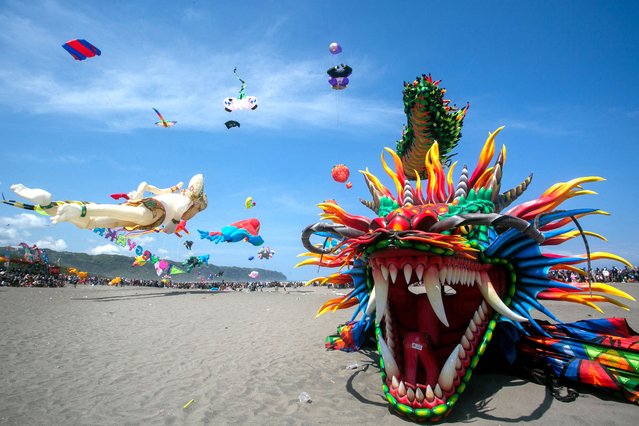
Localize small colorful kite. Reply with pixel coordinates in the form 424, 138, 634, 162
331, 164, 352, 188
329, 42, 342, 54
182, 254, 210, 273
153, 108, 177, 128
327, 64, 352, 90
257, 246, 275, 260
224, 68, 258, 112
154, 259, 170, 276
62, 39, 101, 61
245, 197, 256, 209
174, 220, 189, 236
132, 256, 147, 267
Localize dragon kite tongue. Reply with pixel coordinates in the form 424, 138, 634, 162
298, 73, 634, 421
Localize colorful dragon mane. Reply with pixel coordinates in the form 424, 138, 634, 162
298, 75, 638, 421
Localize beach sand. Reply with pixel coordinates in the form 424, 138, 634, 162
1, 284, 637, 425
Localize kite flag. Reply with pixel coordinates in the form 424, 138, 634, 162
62, 39, 101, 61
168, 265, 186, 275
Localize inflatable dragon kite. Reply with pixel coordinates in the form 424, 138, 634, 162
299, 74, 638, 421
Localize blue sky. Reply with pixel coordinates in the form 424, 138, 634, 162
1, 0, 638, 281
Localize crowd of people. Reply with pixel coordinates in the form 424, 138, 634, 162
549, 266, 638, 283
3, 262, 636, 291
0, 264, 306, 291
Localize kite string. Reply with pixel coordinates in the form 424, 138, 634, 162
233, 67, 246, 99
336, 90, 340, 127
569, 214, 593, 297
534, 211, 592, 296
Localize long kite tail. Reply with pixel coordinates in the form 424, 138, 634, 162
152, 107, 165, 121
233, 67, 246, 86
233, 67, 247, 99
0, 196, 62, 216
1, 196, 85, 216
517, 318, 639, 404
1, 195, 39, 212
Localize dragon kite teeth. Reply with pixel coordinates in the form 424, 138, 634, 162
368, 256, 528, 326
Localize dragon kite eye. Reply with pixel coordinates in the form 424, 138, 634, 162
459, 225, 472, 235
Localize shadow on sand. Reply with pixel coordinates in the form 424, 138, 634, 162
343, 349, 556, 423
444, 374, 554, 423
71, 289, 222, 302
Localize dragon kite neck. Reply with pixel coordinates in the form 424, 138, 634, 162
299, 74, 636, 421
396, 74, 469, 179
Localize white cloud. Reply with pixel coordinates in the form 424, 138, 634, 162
134, 235, 156, 245
0, 3, 401, 134
3, 151, 93, 166
0, 226, 19, 242
0, 213, 51, 245
0, 56, 401, 133
89, 244, 123, 255
33, 237, 67, 250
1, 212, 49, 229
493, 117, 578, 137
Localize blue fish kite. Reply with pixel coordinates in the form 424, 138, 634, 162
198, 218, 264, 246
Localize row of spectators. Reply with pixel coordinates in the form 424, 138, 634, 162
0, 264, 306, 290
549, 266, 638, 283
4, 263, 636, 291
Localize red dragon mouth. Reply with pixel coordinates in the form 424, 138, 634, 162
368, 249, 525, 415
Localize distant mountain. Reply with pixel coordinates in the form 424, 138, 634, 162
34, 248, 287, 282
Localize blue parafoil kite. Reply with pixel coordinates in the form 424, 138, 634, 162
62, 39, 101, 61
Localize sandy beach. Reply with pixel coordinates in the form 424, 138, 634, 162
1, 284, 637, 425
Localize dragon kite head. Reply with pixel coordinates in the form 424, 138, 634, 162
298, 122, 633, 421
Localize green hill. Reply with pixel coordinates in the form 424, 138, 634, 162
9, 247, 287, 282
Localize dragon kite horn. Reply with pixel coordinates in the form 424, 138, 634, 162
494, 173, 533, 213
